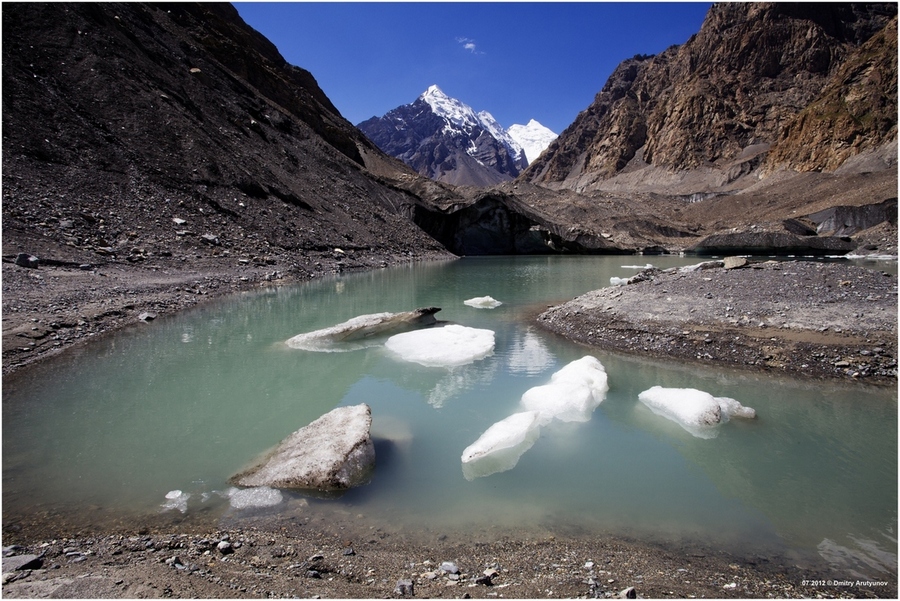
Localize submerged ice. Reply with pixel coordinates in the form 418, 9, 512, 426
161, 489, 190, 513
224, 486, 283, 509
462, 356, 608, 479
385, 324, 495, 368
638, 386, 756, 438
461, 411, 542, 480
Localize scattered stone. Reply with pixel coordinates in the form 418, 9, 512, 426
2, 554, 43, 571
14, 253, 39, 269
439, 561, 459, 574
617, 585, 637, 598
723, 256, 748, 269
200, 234, 220, 246
394, 578, 414, 596
138, 311, 157, 322
216, 541, 233, 555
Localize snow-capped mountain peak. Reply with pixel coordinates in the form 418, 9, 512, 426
419, 85, 479, 134
358, 85, 545, 186
507, 119, 558, 164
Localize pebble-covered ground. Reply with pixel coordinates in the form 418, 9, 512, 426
4, 514, 896, 599
538, 259, 898, 386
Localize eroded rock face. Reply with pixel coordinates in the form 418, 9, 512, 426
524, 3, 897, 192
231, 404, 375, 491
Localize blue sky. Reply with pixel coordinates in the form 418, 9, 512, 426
234, 2, 712, 134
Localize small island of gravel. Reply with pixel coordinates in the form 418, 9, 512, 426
537, 259, 898, 385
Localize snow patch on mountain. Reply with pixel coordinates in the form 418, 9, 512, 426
507, 119, 558, 164
419, 85, 527, 163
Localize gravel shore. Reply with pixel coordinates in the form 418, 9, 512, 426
537, 259, 898, 386
4, 514, 896, 599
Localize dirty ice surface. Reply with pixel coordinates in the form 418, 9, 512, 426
638, 386, 756, 439
385, 325, 495, 368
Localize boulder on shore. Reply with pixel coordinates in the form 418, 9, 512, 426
230, 404, 375, 491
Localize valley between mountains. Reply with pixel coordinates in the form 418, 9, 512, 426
2, 2, 898, 598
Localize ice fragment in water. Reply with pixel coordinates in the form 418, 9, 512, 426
463, 296, 502, 309
385, 324, 495, 368
461, 411, 542, 480
520, 356, 609, 424
637, 386, 755, 438
462, 357, 608, 480
161, 489, 190, 513
286, 308, 439, 352
225, 486, 283, 509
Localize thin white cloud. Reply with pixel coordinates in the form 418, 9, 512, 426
456, 37, 483, 54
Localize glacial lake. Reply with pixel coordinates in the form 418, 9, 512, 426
3, 255, 897, 578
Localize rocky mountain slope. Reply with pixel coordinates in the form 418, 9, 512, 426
524, 3, 897, 193
513, 2, 897, 256
2, 2, 452, 275
1, 2, 462, 374
358, 86, 530, 187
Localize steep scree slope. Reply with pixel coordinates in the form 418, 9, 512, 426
2, 2, 449, 270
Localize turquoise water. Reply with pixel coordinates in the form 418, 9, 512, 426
3, 256, 896, 578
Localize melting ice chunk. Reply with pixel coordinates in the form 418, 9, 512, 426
286, 308, 440, 352
461, 411, 542, 480
520, 356, 609, 424
224, 486, 283, 509
161, 489, 190, 513
385, 324, 495, 368
463, 296, 503, 309
637, 386, 756, 438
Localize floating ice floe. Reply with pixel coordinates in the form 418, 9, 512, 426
461, 411, 542, 480
385, 324, 495, 368
161, 489, 190, 513
461, 356, 608, 480
637, 386, 756, 438
463, 296, 503, 309
285, 308, 440, 352
621, 263, 654, 270
224, 486, 284, 509
520, 356, 609, 424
